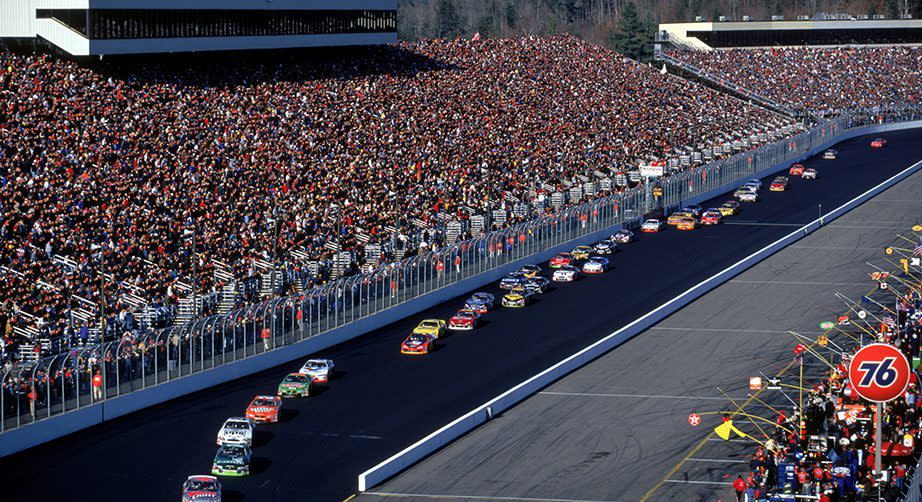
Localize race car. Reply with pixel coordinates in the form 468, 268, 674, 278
641, 219, 664, 233
401, 333, 436, 354
718, 200, 741, 216
769, 176, 789, 191
789, 164, 805, 176
499, 271, 528, 290
517, 264, 542, 278
523, 276, 551, 294
298, 358, 334, 383
676, 217, 697, 231
823, 149, 838, 159
683, 205, 703, 217
182, 475, 222, 502
448, 308, 480, 330
746, 179, 763, 190
592, 239, 617, 255
245, 395, 282, 423
582, 257, 609, 274
502, 287, 534, 308
277, 373, 312, 398
571, 246, 592, 260
549, 252, 574, 268
216, 417, 255, 447
735, 187, 758, 202
464, 292, 495, 314
612, 229, 635, 244
667, 211, 695, 226
700, 210, 722, 225
211, 444, 252, 477
871, 138, 887, 148
742, 181, 761, 192
802, 168, 818, 180
552, 265, 580, 282
413, 319, 446, 339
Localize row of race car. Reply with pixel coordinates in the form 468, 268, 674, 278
179, 141, 885, 500
181, 358, 335, 501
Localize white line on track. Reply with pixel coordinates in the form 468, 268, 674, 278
651, 327, 821, 334
663, 480, 734, 486
538, 391, 748, 401
363, 492, 624, 502
729, 279, 869, 286
688, 458, 748, 464
722, 221, 805, 227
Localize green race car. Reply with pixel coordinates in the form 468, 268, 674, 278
211, 444, 252, 477
277, 373, 312, 397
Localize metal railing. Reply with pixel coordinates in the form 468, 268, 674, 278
3, 106, 922, 436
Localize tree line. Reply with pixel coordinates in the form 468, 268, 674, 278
399, 0, 922, 61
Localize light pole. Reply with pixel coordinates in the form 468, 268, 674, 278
90, 243, 106, 402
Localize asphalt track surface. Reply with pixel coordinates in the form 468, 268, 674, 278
351, 143, 922, 502
2, 129, 920, 502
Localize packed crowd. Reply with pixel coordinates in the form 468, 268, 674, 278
667, 47, 922, 114
0, 35, 792, 358
733, 290, 922, 501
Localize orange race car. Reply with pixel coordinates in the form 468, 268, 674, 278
245, 395, 282, 423
789, 164, 805, 176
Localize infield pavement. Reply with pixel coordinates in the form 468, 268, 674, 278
352, 162, 922, 501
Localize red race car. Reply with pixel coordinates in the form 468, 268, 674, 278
401, 333, 435, 355
769, 176, 789, 192
788, 164, 805, 176
448, 308, 480, 330
870, 138, 887, 148
245, 395, 282, 423
549, 252, 573, 269
700, 210, 722, 225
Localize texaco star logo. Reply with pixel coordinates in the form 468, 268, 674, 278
688, 413, 701, 427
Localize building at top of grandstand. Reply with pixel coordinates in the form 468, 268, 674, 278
658, 18, 922, 49
0, 0, 396, 56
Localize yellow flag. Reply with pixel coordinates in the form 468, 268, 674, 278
714, 420, 745, 440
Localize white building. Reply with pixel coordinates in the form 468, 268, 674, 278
0, 0, 397, 56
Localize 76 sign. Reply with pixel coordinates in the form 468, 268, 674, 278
848, 344, 911, 403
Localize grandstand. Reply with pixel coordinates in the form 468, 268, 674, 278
0, 0, 397, 55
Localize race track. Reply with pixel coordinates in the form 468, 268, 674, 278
2, 129, 921, 502
352, 143, 922, 502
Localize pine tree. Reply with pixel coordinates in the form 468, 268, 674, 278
436, 0, 464, 38
609, 2, 654, 62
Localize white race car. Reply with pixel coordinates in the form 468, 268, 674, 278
612, 229, 634, 244
802, 168, 818, 180
746, 179, 762, 190
641, 219, 664, 233
823, 149, 838, 160
737, 190, 759, 202
216, 417, 255, 447
582, 257, 609, 274
298, 358, 334, 383
552, 265, 580, 282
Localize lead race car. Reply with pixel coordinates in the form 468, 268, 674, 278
871, 138, 887, 148
298, 358, 334, 383
823, 149, 838, 159
464, 292, 495, 314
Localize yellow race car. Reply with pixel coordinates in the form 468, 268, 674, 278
501, 287, 534, 308
718, 200, 740, 216
412, 319, 447, 339
570, 246, 592, 260
676, 217, 697, 231
667, 211, 694, 225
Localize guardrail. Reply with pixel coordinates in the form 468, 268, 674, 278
2, 107, 921, 457
358, 154, 922, 492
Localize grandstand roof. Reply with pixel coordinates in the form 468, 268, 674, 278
659, 19, 922, 49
